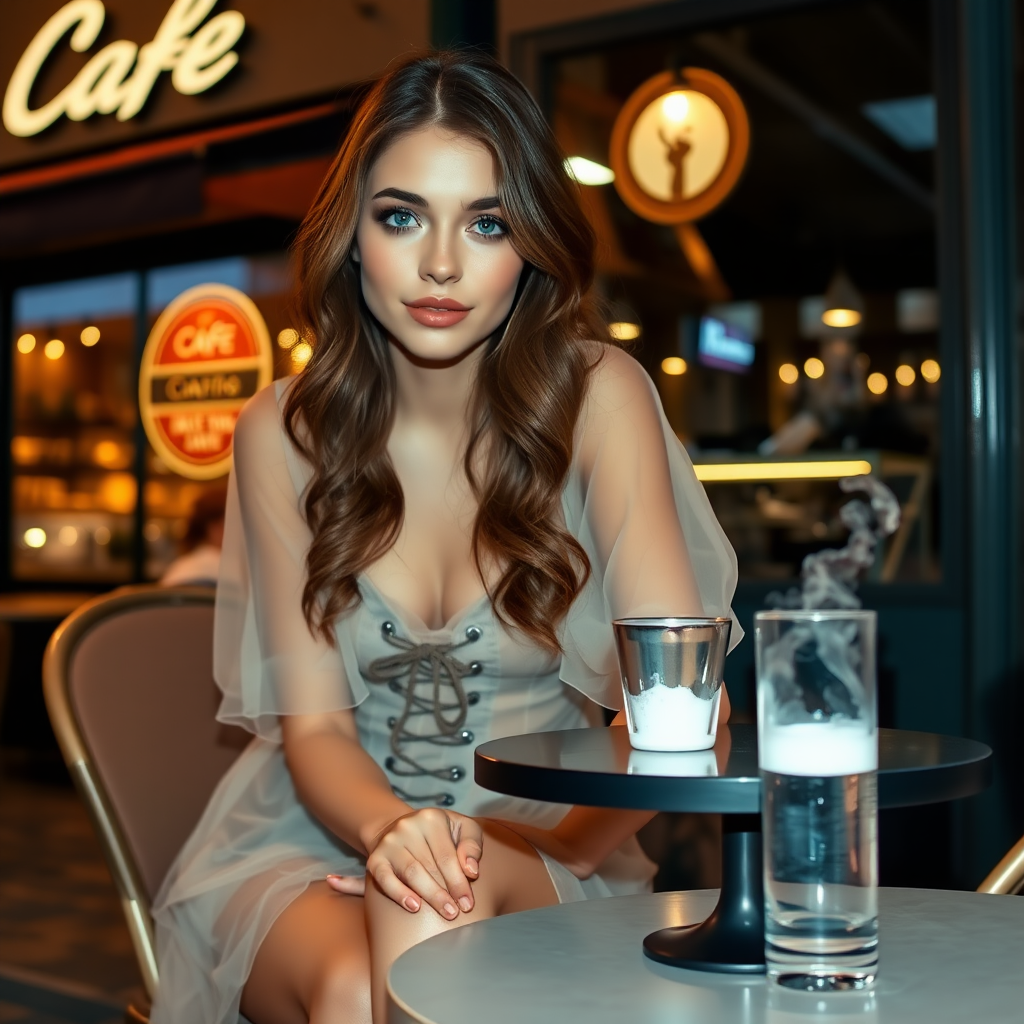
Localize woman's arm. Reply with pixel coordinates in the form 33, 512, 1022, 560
282, 708, 484, 918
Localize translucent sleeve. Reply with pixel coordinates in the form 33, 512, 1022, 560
558, 349, 742, 709
213, 381, 367, 742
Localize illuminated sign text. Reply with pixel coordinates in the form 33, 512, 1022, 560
3, 0, 245, 138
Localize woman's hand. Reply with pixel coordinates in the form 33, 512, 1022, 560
361, 808, 483, 919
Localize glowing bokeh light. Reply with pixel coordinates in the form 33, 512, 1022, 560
44, 339, 65, 360
778, 363, 799, 384
821, 308, 862, 328
23, 527, 46, 548
80, 325, 100, 346
277, 328, 299, 349
661, 357, 688, 376
921, 358, 941, 383
291, 341, 313, 368
867, 372, 888, 395
804, 357, 825, 379
609, 322, 641, 341
16, 333, 36, 354
895, 364, 916, 387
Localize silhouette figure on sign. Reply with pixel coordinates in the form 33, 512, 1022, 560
658, 126, 692, 200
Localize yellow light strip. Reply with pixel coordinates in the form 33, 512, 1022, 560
694, 460, 873, 482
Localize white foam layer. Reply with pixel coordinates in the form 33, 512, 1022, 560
624, 683, 719, 751
759, 721, 877, 776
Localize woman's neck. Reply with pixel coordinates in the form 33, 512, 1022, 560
388, 336, 486, 431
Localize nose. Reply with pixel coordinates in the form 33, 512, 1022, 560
419, 225, 461, 285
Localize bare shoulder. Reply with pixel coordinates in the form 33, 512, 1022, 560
577, 344, 662, 474
582, 344, 660, 425
234, 376, 297, 457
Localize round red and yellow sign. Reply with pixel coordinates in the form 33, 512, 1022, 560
139, 283, 273, 480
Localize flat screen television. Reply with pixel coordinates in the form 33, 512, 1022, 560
697, 316, 756, 373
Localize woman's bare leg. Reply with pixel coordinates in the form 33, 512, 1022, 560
366, 821, 558, 1024
241, 883, 371, 1024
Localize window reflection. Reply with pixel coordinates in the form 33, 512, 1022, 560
550, 0, 940, 583
11, 273, 137, 582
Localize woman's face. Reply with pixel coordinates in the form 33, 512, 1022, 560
355, 127, 525, 363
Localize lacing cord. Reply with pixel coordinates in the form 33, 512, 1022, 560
366, 621, 481, 807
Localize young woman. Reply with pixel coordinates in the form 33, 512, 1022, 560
151, 51, 739, 1024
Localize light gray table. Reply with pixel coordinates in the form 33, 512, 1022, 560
388, 888, 1024, 1024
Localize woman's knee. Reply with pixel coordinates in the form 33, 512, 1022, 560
309, 944, 371, 1022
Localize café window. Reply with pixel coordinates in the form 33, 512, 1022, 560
11, 273, 139, 582
549, 0, 940, 583
11, 254, 297, 583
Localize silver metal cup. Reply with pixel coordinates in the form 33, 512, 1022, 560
612, 617, 732, 751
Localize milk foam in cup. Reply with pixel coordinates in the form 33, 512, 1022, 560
612, 617, 732, 752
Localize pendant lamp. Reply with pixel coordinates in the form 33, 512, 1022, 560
821, 268, 864, 328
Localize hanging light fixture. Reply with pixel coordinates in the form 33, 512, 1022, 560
821, 268, 864, 329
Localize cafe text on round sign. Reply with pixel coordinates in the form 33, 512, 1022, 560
139, 283, 272, 480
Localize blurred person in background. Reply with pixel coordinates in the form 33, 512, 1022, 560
160, 484, 228, 586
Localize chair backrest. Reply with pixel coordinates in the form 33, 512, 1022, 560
977, 834, 1024, 895
43, 585, 250, 999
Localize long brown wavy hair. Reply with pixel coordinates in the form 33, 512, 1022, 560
285, 50, 610, 654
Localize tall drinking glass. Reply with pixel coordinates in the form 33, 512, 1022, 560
755, 609, 878, 990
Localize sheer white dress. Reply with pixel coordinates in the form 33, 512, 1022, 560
150, 352, 741, 1024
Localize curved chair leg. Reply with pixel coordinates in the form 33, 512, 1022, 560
977, 834, 1024, 895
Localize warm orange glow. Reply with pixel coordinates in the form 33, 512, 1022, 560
80, 325, 100, 346
778, 363, 799, 384
23, 527, 46, 548
867, 372, 888, 395
44, 339, 65, 360
291, 341, 312, 368
822, 308, 862, 328
609, 322, 641, 341
661, 356, 687, 375
921, 358, 941, 383
16, 333, 36, 354
93, 440, 128, 468
277, 328, 299, 349
804, 357, 824, 379
895, 364, 916, 387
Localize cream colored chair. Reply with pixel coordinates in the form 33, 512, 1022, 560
977, 834, 1024, 895
43, 585, 250, 1022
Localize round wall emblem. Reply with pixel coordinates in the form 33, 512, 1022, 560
609, 68, 750, 224
139, 283, 273, 480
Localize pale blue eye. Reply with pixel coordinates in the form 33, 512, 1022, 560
385, 210, 416, 229
473, 217, 505, 237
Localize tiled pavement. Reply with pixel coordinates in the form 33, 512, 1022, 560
0, 777, 142, 1023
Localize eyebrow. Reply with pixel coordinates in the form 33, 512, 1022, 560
371, 187, 502, 212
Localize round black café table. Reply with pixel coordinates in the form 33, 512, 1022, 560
474, 723, 992, 975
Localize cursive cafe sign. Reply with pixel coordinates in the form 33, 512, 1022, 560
3, 0, 245, 138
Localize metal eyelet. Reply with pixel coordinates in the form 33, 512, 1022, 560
468, 660, 483, 676
465, 624, 482, 642
437, 793, 456, 807
460, 729, 474, 743
385, 756, 397, 772
449, 766, 464, 781
388, 680, 403, 694
387, 716, 397, 728
381, 621, 396, 637
467, 692, 480, 705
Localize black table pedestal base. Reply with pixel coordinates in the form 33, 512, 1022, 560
643, 814, 765, 974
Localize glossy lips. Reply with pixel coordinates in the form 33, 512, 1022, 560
404, 297, 471, 328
